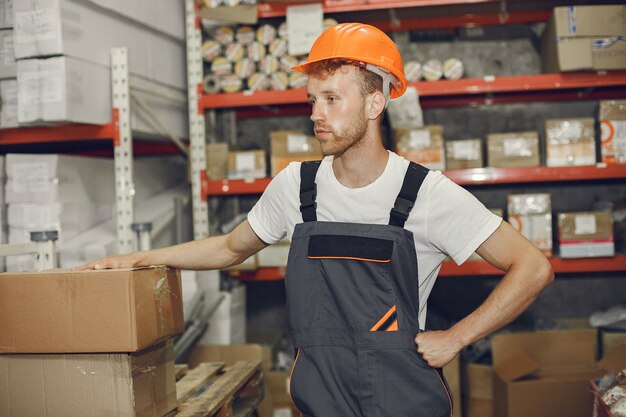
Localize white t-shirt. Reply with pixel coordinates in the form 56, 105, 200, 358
248, 151, 502, 328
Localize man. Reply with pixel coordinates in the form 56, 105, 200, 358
82, 23, 553, 417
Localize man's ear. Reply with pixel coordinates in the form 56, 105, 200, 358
367, 91, 386, 120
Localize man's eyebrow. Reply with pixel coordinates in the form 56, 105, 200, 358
308, 89, 341, 99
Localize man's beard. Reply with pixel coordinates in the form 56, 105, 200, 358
317, 113, 368, 157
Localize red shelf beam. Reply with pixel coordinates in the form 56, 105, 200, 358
232, 255, 626, 281
0, 123, 115, 145
204, 178, 272, 196
200, 71, 626, 110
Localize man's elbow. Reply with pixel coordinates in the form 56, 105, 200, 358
535, 255, 554, 290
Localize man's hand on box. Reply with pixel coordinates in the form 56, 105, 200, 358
76, 253, 144, 270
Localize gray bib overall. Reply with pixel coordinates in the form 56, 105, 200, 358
286, 161, 453, 417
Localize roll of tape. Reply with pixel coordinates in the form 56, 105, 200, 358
443, 58, 464, 80
270, 71, 289, 91
256, 24, 277, 46
235, 58, 255, 79
221, 74, 243, 93
236, 26, 256, 45
214, 26, 234, 46
259, 56, 279, 75
278, 21, 288, 39
225, 42, 245, 62
247, 72, 269, 92
247, 41, 267, 62
211, 56, 232, 76
202, 40, 222, 62
289, 71, 308, 89
269, 38, 288, 58
202, 74, 221, 94
404, 60, 422, 82
280, 55, 299, 73
423, 59, 443, 82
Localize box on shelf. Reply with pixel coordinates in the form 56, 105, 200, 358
0, 266, 184, 353
0, 341, 177, 417
0, 78, 17, 128
600, 100, 626, 164
541, 5, 626, 72
198, 284, 246, 345
445, 139, 483, 170
558, 211, 614, 258
492, 328, 601, 417
227, 150, 267, 180
545, 118, 596, 167
507, 193, 552, 256
12, 0, 185, 89
393, 125, 445, 170
463, 362, 493, 402
487, 131, 540, 168
0, 0, 12, 29
206, 142, 230, 181
600, 329, 626, 357
270, 130, 323, 177
0, 29, 15, 79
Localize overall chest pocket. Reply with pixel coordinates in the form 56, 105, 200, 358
307, 234, 397, 331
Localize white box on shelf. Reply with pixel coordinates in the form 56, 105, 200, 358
0, 78, 17, 128
12, 0, 185, 89
0, 0, 12, 29
199, 285, 247, 346
0, 29, 15, 79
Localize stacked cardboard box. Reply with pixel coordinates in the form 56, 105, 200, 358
445, 139, 483, 170
393, 125, 446, 170
270, 130, 323, 177
487, 131, 540, 168
545, 118, 596, 167
600, 100, 626, 164
0, 0, 16, 128
507, 193, 553, 256
558, 211, 615, 258
10, 0, 187, 136
542, 5, 626, 72
0, 266, 184, 416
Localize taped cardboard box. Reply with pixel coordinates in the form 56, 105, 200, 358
600, 100, 626, 164
507, 193, 553, 256
545, 118, 596, 167
541, 5, 626, 72
0, 266, 184, 353
487, 132, 540, 168
600, 330, 626, 357
206, 142, 229, 180
393, 125, 445, 170
0, 78, 17, 128
445, 139, 483, 170
493, 328, 602, 417
0, 340, 177, 417
0, 0, 12, 29
558, 211, 614, 258
270, 130, 322, 177
228, 150, 267, 180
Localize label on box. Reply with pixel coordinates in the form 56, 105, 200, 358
575, 215, 597, 235
235, 153, 256, 172
503, 138, 531, 157
274, 409, 293, 417
11, 162, 51, 194
558, 120, 583, 141
14, 8, 59, 43
287, 134, 310, 153
19, 70, 64, 105
287, 4, 323, 56
452, 141, 478, 160
2, 35, 14, 65
409, 130, 431, 149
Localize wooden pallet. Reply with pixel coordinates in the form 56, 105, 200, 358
167, 360, 264, 417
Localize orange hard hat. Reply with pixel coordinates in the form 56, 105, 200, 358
293, 22, 407, 99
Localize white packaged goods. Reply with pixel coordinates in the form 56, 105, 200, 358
0, 78, 17, 128
0, 29, 15, 79
16, 56, 187, 137
12, 0, 185, 89
199, 285, 247, 345
0, 0, 12, 29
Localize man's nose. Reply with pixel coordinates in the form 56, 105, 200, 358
310, 102, 326, 123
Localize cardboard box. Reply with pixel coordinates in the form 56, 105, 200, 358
0, 78, 17, 128
464, 363, 493, 401
0, 266, 184, 353
0, 29, 15, 79
542, 6, 626, 72
558, 211, 614, 258
270, 130, 323, 177
445, 139, 483, 170
0, 341, 177, 417
0, 0, 12, 29
492, 329, 602, 417
545, 118, 596, 167
600, 100, 626, 164
206, 142, 229, 180
508, 193, 553, 256
444, 354, 462, 417
393, 125, 445, 170
466, 399, 493, 417
228, 150, 267, 180
600, 330, 626, 357
12, 0, 185, 89
591, 345, 626, 417
487, 132, 540, 168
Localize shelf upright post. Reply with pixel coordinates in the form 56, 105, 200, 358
111, 47, 135, 254
185, 0, 209, 239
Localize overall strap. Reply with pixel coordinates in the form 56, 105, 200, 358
389, 162, 429, 228
299, 161, 322, 222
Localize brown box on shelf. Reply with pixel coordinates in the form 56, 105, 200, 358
492, 328, 602, 417
558, 211, 614, 258
270, 130, 323, 177
393, 125, 445, 170
227, 150, 267, 180
600, 329, 626, 357
541, 5, 626, 72
445, 139, 483, 170
206, 142, 229, 180
466, 399, 493, 417
487, 131, 540, 168
507, 193, 553, 256
463, 363, 493, 401
545, 118, 596, 167
0, 341, 177, 417
600, 100, 626, 164
0, 267, 184, 353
